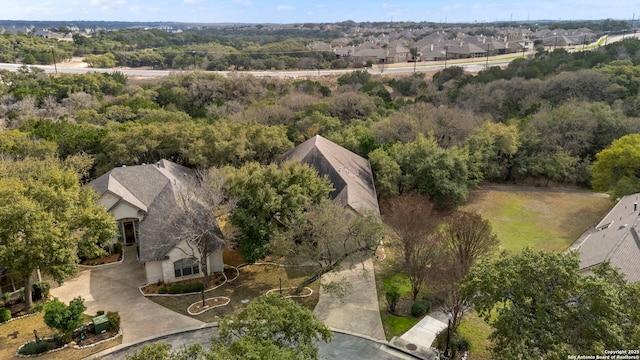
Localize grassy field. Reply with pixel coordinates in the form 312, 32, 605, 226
458, 187, 612, 358
0, 313, 121, 360
462, 187, 612, 253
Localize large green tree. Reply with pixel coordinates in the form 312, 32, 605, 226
214, 294, 332, 360
592, 133, 640, 198
125, 294, 332, 360
0, 156, 116, 310
370, 134, 471, 208
224, 161, 333, 263
462, 249, 640, 359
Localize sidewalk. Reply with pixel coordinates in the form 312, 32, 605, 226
313, 257, 386, 340
392, 310, 449, 355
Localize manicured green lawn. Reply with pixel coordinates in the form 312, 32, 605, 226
463, 188, 612, 253
383, 313, 420, 337
458, 187, 612, 358
457, 312, 493, 360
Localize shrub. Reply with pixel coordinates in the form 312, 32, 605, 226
32, 282, 50, 301
0, 308, 11, 323
433, 329, 471, 358
411, 302, 429, 317
106, 311, 120, 332
44, 297, 86, 342
29, 303, 44, 314
386, 288, 400, 314
166, 282, 204, 294
18, 340, 56, 356
186, 282, 204, 293
96, 310, 105, 316
2, 292, 11, 304
113, 242, 123, 254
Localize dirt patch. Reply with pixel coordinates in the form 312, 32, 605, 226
393, 299, 422, 318
222, 246, 245, 267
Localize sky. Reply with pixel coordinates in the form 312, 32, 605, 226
1, 0, 637, 24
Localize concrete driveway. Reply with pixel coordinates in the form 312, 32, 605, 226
313, 256, 386, 340
50, 246, 203, 345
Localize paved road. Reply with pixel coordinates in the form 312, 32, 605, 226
95, 327, 419, 360
0, 58, 512, 78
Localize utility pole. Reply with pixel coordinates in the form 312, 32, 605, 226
444, 45, 448, 69
485, 41, 490, 69
50, 46, 57, 74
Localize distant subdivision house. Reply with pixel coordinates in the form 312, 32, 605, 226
277, 135, 380, 215
573, 193, 640, 282
90, 159, 225, 285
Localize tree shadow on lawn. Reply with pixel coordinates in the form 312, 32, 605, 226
148, 264, 319, 323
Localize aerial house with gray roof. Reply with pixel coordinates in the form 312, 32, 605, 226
572, 193, 640, 283
277, 135, 379, 215
90, 159, 225, 285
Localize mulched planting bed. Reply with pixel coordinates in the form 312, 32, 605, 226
187, 297, 230, 314
80, 253, 122, 266
140, 270, 234, 295
71, 324, 119, 347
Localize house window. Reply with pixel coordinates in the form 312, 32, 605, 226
174, 258, 199, 278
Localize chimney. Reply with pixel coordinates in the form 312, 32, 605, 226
430, 44, 434, 51
634, 202, 638, 212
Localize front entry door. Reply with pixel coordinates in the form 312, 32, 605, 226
123, 221, 136, 246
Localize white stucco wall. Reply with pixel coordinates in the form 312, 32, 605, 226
208, 251, 224, 273
148, 239, 223, 284
97, 191, 119, 210
111, 202, 144, 221
145, 261, 164, 284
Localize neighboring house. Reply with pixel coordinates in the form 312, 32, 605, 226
573, 193, 640, 282
90, 159, 225, 285
277, 135, 380, 215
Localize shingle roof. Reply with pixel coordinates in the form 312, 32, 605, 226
575, 193, 640, 282
277, 135, 380, 215
90, 160, 224, 262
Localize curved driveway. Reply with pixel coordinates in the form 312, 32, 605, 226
50, 246, 204, 345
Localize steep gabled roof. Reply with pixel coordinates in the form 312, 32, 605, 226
90, 160, 224, 262
575, 193, 640, 282
277, 135, 379, 215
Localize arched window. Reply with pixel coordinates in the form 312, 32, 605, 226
174, 258, 199, 278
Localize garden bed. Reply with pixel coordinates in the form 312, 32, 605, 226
79, 253, 122, 266
265, 286, 313, 298
187, 297, 230, 315
140, 270, 232, 295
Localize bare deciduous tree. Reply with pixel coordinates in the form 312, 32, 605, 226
382, 194, 440, 300
165, 168, 236, 288
271, 200, 386, 294
429, 211, 499, 329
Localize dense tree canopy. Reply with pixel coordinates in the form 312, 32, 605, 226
0, 156, 116, 310
224, 161, 333, 262
125, 294, 332, 360
462, 249, 640, 359
592, 133, 640, 198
